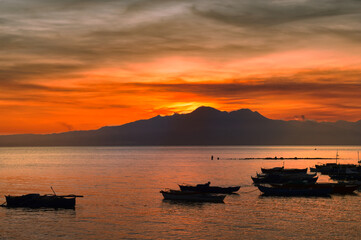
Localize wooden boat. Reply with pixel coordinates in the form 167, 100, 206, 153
329, 172, 361, 181
261, 167, 307, 174
270, 183, 359, 194
179, 182, 240, 194
257, 184, 332, 196
260, 166, 284, 173
256, 172, 317, 178
4, 193, 83, 209
252, 176, 318, 185
314, 163, 359, 175
252, 174, 318, 184
313, 183, 358, 194
160, 190, 226, 203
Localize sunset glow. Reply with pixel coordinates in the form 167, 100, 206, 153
1, 0, 361, 134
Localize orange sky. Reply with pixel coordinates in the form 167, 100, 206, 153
1, 0, 361, 134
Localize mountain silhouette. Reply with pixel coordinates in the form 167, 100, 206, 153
0, 106, 360, 146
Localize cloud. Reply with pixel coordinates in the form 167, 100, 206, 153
1, 0, 361, 133
2, 0, 361, 82
0, 0, 120, 13
0, 63, 86, 82
192, 0, 360, 28
1, 67, 360, 106
128, 79, 361, 101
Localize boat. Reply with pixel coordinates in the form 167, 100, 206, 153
252, 173, 318, 185
261, 166, 284, 173
179, 182, 240, 194
312, 151, 361, 175
329, 169, 361, 181
160, 189, 226, 203
270, 183, 358, 195
314, 163, 358, 174
261, 167, 307, 174
256, 172, 317, 178
315, 183, 358, 194
252, 176, 318, 185
4, 193, 83, 209
257, 184, 332, 196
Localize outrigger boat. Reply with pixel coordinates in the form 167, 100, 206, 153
178, 182, 240, 194
160, 189, 226, 203
252, 173, 318, 184
2, 187, 83, 209
257, 184, 332, 196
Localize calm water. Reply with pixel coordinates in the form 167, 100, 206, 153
0, 146, 361, 239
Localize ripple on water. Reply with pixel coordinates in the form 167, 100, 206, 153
1, 146, 361, 239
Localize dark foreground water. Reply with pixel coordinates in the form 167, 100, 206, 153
0, 146, 360, 239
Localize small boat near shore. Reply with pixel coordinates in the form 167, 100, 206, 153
160, 190, 226, 203
179, 182, 240, 194
3, 193, 83, 209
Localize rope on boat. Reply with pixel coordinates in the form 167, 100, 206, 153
0, 201, 6, 207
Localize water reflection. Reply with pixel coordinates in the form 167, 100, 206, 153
3, 207, 76, 216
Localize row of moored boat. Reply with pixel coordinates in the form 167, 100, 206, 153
161, 163, 361, 203
252, 165, 360, 196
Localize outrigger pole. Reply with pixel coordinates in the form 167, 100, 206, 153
51, 186, 57, 195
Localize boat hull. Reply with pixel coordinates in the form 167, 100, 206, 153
270, 183, 358, 194
5, 194, 76, 208
261, 167, 307, 174
257, 185, 332, 196
179, 185, 240, 194
161, 190, 225, 203
252, 176, 318, 184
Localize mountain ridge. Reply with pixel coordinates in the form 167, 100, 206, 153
0, 106, 360, 146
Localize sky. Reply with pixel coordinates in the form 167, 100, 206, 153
1, 0, 361, 134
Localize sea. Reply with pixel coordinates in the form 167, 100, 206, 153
0, 146, 360, 239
